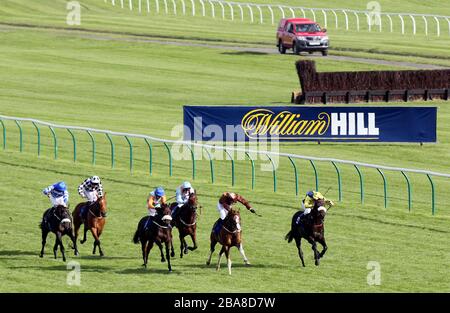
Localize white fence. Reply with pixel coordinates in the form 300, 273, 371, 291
104, 0, 450, 36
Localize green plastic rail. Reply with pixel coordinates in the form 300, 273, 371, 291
185, 144, 196, 180
266, 154, 277, 192
48, 126, 58, 159
427, 174, 435, 215
163, 142, 172, 176
106, 133, 115, 169
377, 168, 388, 208
14, 120, 23, 152
0, 119, 5, 150
224, 149, 235, 186
354, 164, 364, 204
310, 159, 319, 190
331, 161, 342, 202
144, 138, 152, 175
86, 130, 96, 165
288, 157, 299, 196
245, 152, 255, 190
67, 129, 76, 162
202, 147, 215, 183
124, 136, 133, 173
32, 122, 40, 156
401, 171, 412, 212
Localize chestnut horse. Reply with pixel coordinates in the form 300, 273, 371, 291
285, 199, 328, 267
133, 203, 173, 272
73, 194, 108, 256
39, 205, 77, 261
170, 192, 198, 258
206, 209, 250, 275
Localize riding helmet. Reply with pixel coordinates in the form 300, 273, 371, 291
155, 187, 165, 197
54, 181, 67, 192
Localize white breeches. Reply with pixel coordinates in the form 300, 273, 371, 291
217, 203, 228, 220
148, 208, 157, 216
50, 195, 67, 207
84, 190, 98, 202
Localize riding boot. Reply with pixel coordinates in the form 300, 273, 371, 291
213, 218, 223, 236
144, 216, 152, 230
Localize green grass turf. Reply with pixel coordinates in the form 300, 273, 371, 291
0, 0, 449, 292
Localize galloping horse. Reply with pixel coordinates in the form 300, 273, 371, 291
285, 199, 328, 267
170, 192, 198, 258
133, 203, 174, 272
206, 209, 250, 275
40, 205, 77, 262
73, 194, 108, 256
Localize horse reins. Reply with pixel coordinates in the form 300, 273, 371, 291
152, 220, 171, 229
223, 225, 241, 234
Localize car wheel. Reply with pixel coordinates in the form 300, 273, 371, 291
293, 42, 300, 55
278, 41, 286, 54
322, 50, 328, 56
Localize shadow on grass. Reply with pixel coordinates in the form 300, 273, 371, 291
7, 264, 113, 272
0, 250, 38, 257
116, 267, 181, 275
221, 51, 269, 56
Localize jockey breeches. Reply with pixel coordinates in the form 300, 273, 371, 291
217, 202, 228, 220
50, 195, 67, 207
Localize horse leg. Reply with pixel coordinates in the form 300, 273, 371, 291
68, 230, 79, 256
141, 241, 148, 267
237, 243, 250, 266
295, 237, 305, 267
225, 246, 232, 275
53, 233, 61, 260
40, 228, 49, 258
182, 236, 189, 255
165, 241, 172, 272
170, 240, 175, 258
145, 241, 153, 268
311, 240, 320, 266
179, 233, 185, 259
317, 237, 328, 259
216, 246, 225, 271
206, 236, 217, 266
80, 224, 88, 244
59, 235, 66, 262
156, 241, 165, 262
90, 228, 103, 256
187, 231, 198, 251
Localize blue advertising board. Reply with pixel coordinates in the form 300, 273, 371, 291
183, 106, 437, 142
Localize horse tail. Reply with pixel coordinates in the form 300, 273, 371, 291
133, 228, 140, 244
285, 230, 294, 243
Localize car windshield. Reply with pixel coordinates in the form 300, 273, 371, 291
295, 23, 321, 33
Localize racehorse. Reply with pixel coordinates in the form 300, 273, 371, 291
73, 194, 108, 256
39, 205, 77, 262
285, 199, 328, 267
133, 203, 174, 272
170, 192, 198, 258
206, 209, 250, 275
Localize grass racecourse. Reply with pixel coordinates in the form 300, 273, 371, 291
0, 0, 450, 292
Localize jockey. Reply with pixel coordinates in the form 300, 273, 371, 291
78, 176, 104, 219
42, 181, 69, 208
172, 181, 195, 218
145, 187, 167, 229
214, 192, 255, 234
301, 190, 334, 216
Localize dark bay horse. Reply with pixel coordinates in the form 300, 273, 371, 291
40, 205, 77, 262
133, 204, 174, 272
285, 199, 328, 267
73, 194, 108, 256
170, 192, 198, 258
206, 209, 250, 275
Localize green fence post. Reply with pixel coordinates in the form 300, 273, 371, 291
331, 161, 342, 202
202, 147, 215, 183
105, 133, 115, 169
309, 160, 319, 191
245, 152, 255, 190
0, 119, 5, 150
48, 126, 58, 159
224, 149, 235, 186
266, 154, 277, 192
377, 168, 388, 208
401, 171, 412, 212
32, 122, 40, 156
427, 174, 435, 215
124, 136, 133, 173
14, 120, 23, 152
185, 144, 196, 180
66, 129, 77, 162
354, 164, 364, 204
288, 157, 299, 196
163, 142, 172, 177
144, 138, 152, 175
86, 130, 96, 165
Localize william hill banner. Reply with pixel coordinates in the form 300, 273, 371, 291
183, 106, 437, 142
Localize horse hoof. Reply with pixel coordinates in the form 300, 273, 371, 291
39, 254, 43, 258
206, 261, 210, 266
161, 258, 166, 263
245, 262, 251, 266
170, 252, 175, 258
74, 252, 79, 256
100, 253, 104, 257
80, 240, 86, 244
184, 250, 188, 255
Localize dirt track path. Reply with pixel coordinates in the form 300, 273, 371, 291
1, 22, 447, 70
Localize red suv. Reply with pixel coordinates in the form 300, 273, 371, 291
276, 18, 329, 56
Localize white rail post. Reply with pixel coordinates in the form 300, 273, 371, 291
257, 5, 263, 24
146, 0, 150, 12
227, 2, 234, 21
434, 16, 440, 36
378, 13, 382, 32
209, 1, 215, 18
399, 14, 405, 34
387, 14, 393, 32
218, 1, 225, 20
289, 7, 295, 18
171, 0, 177, 14
199, 0, 205, 16
190, 0, 195, 16
365, 12, 371, 31
310, 9, 316, 21
446, 17, 450, 36
247, 4, 254, 23
120, 0, 124, 8
155, 0, 160, 13
268, 5, 274, 25
331, 9, 338, 29
422, 16, 428, 36
181, 0, 186, 15
301, 8, 306, 18
322, 9, 327, 28
409, 15, 416, 35
354, 11, 360, 31
278, 6, 285, 19
342, 10, 349, 30
163, 0, 168, 14
138, 0, 142, 13
112, 0, 116, 6
238, 4, 244, 21
129, 0, 133, 10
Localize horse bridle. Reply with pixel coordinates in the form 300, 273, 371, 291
152, 220, 171, 229
52, 208, 72, 224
